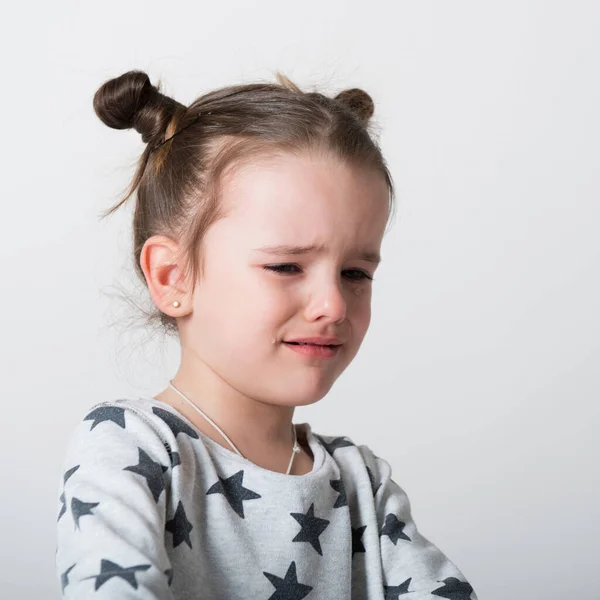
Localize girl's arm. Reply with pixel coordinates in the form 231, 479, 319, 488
55, 404, 176, 599
361, 446, 479, 600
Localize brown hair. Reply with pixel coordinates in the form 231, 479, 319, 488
93, 70, 396, 338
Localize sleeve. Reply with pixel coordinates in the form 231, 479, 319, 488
360, 445, 479, 600
55, 403, 176, 599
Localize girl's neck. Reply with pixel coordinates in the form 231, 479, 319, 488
153, 385, 314, 475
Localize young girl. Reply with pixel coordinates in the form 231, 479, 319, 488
55, 70, 479, 599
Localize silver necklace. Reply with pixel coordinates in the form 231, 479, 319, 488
167, 380, 301, 475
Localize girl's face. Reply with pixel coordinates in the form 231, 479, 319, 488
182, 150, 390, 408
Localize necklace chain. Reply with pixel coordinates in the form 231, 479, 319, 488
167, 380, 301, 475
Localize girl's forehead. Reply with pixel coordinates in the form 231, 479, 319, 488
220, 151, 388, 222
212, 183, 388, 259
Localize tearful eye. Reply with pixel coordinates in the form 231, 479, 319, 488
264, 264, 301, 275
263, 265, 373, 281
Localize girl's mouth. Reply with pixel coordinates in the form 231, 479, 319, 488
283, 341, 340, 358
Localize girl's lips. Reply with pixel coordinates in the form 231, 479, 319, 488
283, 342, 340, 358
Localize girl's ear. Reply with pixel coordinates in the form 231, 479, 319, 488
139, 235, 192, 316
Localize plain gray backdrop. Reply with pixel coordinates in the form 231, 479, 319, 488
2, 1, 598, 598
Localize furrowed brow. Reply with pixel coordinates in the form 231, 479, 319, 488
253, 244, 381, 265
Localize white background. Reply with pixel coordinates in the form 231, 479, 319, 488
1, 1, 598, 598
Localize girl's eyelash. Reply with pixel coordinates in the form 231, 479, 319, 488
263, 264, 374, 281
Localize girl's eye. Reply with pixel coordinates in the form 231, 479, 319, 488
263, 264, 373, 281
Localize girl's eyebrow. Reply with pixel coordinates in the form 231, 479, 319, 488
253, 244, 381, 265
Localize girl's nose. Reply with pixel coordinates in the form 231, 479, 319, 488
304, 280, 348, 324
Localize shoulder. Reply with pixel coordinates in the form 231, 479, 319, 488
79, 396, 198, 437
310, 426, 404, 504
310, 426, 393, 480
62, 397, 200, 468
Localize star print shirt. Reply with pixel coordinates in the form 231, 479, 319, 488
55, 397, 478, 599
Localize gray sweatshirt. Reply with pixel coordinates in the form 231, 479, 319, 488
55, 397, 478, 599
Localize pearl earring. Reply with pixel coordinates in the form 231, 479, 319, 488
172, 301, 181, 308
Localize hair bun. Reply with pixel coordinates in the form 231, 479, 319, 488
93, 70, 184, 145
334, 88, 374, 126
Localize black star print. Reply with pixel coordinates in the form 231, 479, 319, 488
60, 563, 76, 593
84, 406, 126, 430
163, 442, 181, 468
263, 561, 313, 600
64, 464, 80, 483
384, 577, 412, 599
71, 497, 99, 530
57, 492, 67, 522
366, 466, 382, 497
166, 501, 193, 549
123, 448, 168, 502
330, 478, 348, 508
351, 524, 367, 556
152, 407, 199, 439
83, 559, 151, 590
164, 568, 174, 585
380, 513, 411, 545
290, 503, 330, 555
206, 470, 261, 518
315, 435, 354, 455
58, 464, 81, 522
432, 576, 475, 599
